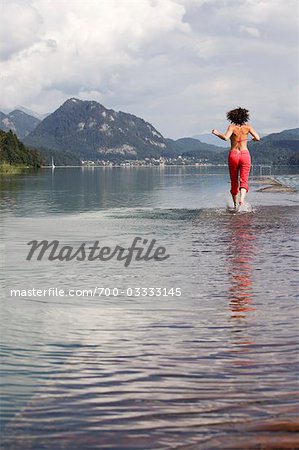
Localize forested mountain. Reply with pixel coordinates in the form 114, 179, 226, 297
248, 128, 299, 165
0, 110, 40, 139
24, 98, 174, 160
192, 133, 229, 148
262, 128, 299, 141
167, 137, 227, 155
0, 130, 42, 167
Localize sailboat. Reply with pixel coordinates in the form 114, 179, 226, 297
51, 157, 55, 169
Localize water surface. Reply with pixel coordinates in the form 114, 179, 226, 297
1, 167, 299, 449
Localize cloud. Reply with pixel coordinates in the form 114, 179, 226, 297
239, 25, 260, 38
0, 0, 297, 138
0, 1, 42, 60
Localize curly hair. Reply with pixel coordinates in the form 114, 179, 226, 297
226, 107, 250, 125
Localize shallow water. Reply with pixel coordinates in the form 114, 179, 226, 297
1, 167, 299, 449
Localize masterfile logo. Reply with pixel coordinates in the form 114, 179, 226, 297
26, 237, 170, 267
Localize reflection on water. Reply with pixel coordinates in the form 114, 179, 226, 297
1, 168, 299, 449
226, 213, 256, 318
225, 213, 257, 370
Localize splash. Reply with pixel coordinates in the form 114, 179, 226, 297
226, 202, 255, 214
237, 202, 255, 213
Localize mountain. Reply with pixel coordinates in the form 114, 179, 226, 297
24, 98, 174, 160
262, 128, 299, 139
248, 128, 299, 165
0, 110, 41, 139
14, 105, 49, 120
193, 133, 229, 148
167, 137, 226, 154
0, 130, 42, 167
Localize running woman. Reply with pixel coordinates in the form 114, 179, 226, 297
212, 107, 260, 209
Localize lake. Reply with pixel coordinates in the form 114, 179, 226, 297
1, 166, 299, 449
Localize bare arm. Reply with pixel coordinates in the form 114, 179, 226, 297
248, 126, 260, 141
212, 125, 233, 141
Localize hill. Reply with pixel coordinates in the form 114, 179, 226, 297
24, 98, 174, 161
0, 130, 42, 168
248, 128, 299, 165
165, 137, 227, 163
0, 110, 40, 139
192, 133, 229, 148
167, 137, 226, 155
262, 128, 299, 141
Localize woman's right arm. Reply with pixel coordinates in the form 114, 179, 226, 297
249, 126, 260, 141
212, 125, 234, 141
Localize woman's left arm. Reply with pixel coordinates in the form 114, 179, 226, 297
212, 125, 233, 141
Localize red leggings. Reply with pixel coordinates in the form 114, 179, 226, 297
228, 149, 251, 196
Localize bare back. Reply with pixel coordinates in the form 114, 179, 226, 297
230, 124, 250, 151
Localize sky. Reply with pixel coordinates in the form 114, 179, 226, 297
0, 0, 298, 138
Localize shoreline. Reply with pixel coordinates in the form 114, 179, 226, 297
41, 164, 228, 168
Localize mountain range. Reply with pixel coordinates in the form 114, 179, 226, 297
1, 98, 298, 165
192, 133, 229, 148
0, 110, 40, 139
248, 128, 299, 165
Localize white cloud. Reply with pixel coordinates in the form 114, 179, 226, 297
0, 1, 42, 59
239, 25, 260, 38
0, 0, 297, 137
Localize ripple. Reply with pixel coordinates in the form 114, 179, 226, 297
1, 182, 299, 448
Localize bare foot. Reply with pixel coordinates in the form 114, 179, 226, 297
232, 194, 238, 209
239, 188, 247, 205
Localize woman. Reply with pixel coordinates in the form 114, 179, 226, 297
212, 107, 260, 209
